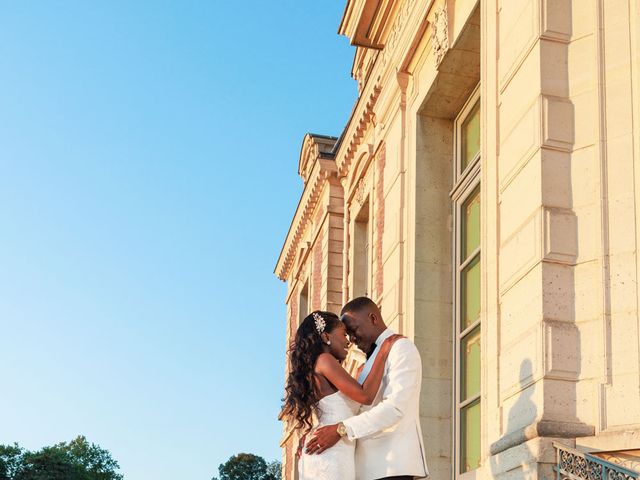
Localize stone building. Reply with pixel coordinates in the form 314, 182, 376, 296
274, 0, 640, 478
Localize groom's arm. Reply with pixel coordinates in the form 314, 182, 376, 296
305, 339, 421, 455
342, 339, 421, 439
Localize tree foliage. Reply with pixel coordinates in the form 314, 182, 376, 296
0, 444, 24, 480
212, 453, 281, 480
0, 436, 123, 480
264, 460, 281, 480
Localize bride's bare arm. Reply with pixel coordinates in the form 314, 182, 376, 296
315, 335, 403, 405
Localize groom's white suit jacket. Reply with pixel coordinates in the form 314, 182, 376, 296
343, 328, 429, 480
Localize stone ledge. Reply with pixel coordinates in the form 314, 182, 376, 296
490, 419, 595, 455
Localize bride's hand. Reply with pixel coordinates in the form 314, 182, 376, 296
378, 334, 404, 358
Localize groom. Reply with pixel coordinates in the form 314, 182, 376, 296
307, 297, 429, 480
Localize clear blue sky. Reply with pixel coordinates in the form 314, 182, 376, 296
0, 2, 356, 479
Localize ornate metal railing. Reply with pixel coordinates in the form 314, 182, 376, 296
555, 443, 640, 480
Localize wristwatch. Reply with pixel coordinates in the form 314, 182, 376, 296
337, 422, 347, 437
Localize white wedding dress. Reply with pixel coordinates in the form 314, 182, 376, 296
298, 391, 360, 480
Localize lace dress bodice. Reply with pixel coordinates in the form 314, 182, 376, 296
313, 390, 360, 425
298, 391, 360, 480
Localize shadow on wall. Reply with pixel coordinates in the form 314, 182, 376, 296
490, 359, 537, 478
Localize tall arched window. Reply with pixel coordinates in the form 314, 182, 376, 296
452, 86, 481, 475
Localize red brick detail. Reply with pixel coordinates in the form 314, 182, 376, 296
284, 440, 293, 480
289, 287, 299, 332
375, 148, 385, 298
312, 229, 323, 310
314, 205, 323, 227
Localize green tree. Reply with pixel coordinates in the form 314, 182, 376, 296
64, 436, 123, 480
0, 444, 24, 480
18, 445, 85, 480
212, 453, 281, 480
0, 436, 123, 480
264, 460, 281, 480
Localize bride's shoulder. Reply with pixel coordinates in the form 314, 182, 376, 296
315, 352, 339, 371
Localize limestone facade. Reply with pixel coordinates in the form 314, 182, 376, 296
274, 0, 640, 478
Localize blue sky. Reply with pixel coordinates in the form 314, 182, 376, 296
0, 2, 356, 478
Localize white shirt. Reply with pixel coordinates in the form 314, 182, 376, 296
357, 328, 394, 384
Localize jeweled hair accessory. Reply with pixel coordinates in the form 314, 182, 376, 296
313, 312, 326, 334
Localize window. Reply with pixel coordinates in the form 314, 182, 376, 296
353, 198, 371, 298
453, 87, 481, 475
299, 280, 309, 324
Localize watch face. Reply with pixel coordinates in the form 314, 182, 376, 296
338, 424, 347, 436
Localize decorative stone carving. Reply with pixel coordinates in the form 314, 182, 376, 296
355, 178, 366, 206
381, 0, 417, 73
431, 5, 449, 65
593, 452, 640, 473
337, 85, 381, 178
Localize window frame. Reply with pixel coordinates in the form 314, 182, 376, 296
299, 279, 310, 324
451, 84, 482, 479
352, 195, 372, 298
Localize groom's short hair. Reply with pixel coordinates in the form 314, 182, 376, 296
341, 296, 377, 315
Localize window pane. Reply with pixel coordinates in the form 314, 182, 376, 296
462, 188, 481, 259
461, 255, 481, 329
461, 399, 481, 473
461, 101, 480, 171
461, 326, 481, 400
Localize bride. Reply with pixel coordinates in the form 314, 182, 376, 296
280, 310, 401, 480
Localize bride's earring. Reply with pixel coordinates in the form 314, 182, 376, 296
326, 340, 332, 346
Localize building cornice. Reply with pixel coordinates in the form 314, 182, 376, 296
298, 133, 338, 184
278, 0, 441, 280
335, 84, 382, 180
338, 0, 396, 49
335, 0, 434, 183
275, 136, 338, 281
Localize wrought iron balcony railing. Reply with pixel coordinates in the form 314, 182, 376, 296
555, 443, 640, 480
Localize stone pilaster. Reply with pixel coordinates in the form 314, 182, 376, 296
490, 0, 595, 477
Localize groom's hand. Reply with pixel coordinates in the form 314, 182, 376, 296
305, 424, 341, 455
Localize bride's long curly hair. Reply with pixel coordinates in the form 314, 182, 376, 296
281, 310, 341, 432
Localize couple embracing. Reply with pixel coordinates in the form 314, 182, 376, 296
281, 297, 429, 480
